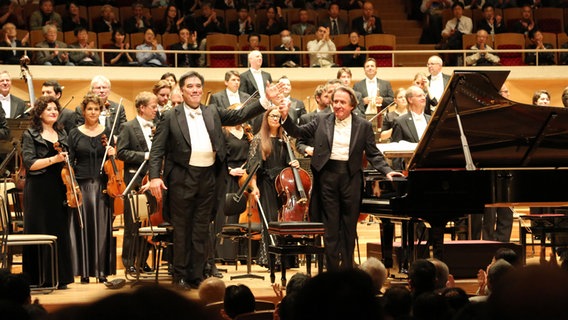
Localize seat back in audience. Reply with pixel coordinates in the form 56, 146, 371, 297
206, 33, 238, 67
365, 33, 396, 67
494, 32, 525, 66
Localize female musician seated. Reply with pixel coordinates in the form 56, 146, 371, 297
21, 95, 74, 289
67, 93, 116, 284
247, 101, 300, 268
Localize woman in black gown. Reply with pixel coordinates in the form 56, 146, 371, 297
248, 104, 300, 267
67, 93, 115, 284
21, 95, 74, 289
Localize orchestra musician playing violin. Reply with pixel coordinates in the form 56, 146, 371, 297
75, 75, 127, 135
21, 95, 74, 289
117, 91, 158, 275
148, 71, 283, 290
248, 103, 301, 268
211, 71, 251, 110
67, 93, 116, 284
278, 85, 403, 272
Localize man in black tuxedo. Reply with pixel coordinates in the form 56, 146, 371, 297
169, 28, 199, 67
210, 70, 251, 110
0, 70, 26, 119
296, 84, 331, 157
148, 71, 283, 290
278, 76, 306, 124
351, 1, 383, 35
117, 91, 158, 275
426, 55, 451, 114
239, 50, 272, 97
41, 80, 76, 135
279, 85, 402, 272
321, 3, 349, 35
75, 75, 127, 135
353, 58, 394, 113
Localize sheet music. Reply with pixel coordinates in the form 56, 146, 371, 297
377, 141, 418, 153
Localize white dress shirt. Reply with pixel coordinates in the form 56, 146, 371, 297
250, 68, 266, 98
184, 104, 215, 167
411, 110, 427, 140
136, 115, 154, 160
0, 94, 11, 118
226, 89, 241, 106
429, 73, 444, 103
330, 114, 352, 161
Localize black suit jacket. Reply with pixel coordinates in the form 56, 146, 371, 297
282, 112, 393, 177
92, 17, 121, 33
170, 42, 199, 67
210, 90, 250, 110
296, 106, 331, 156
391, 111, 431, 169
353, 78, 394, 109
351, 16, 383, 35
75, 100, 127, 134
321, 17, 349, 35
117, 118, 150, 186
57, 108, 77, 135
228, 19, 254, 35
7, 94, 26, 119
274, 44, 300, 67
476, 19, 507, 34
149, 101, 265, 181
239, 69, 272, 96
426, 73, 451, 113
0, 40, 26, 64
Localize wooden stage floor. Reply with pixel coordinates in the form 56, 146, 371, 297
26, 216, 543, 313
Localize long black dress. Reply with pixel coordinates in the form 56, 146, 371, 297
214, 128, 251, 262
22, 129, 74, 288
67, 127, 114, 279
247, 135, 289, 266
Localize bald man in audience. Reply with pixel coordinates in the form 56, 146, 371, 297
198, 277, 226, 305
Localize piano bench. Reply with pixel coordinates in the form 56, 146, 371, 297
268, 222, 325, 286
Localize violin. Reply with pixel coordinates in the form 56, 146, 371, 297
101, 134, 125, 216
275, 132, 312, 222
54, 141, 84, 227
237, 170, 261, 240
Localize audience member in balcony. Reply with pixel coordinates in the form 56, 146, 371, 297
307, 25, 337, 67
274, 29, 300, 67
193, 2, 226, 40
338, 0, 363, 10
532, 89, 550, 106
228, 6, 254, 36
155, 4, 184, 34
239, 33, 268, 67
34, 24, 74, 66
419, 0, 453, 44
440, 2, 473, 65
62, 1, 88, 32
29, 0, 62, 31
525, 29, 555, 65
512, 5, 536, 35
0, 1, 26, 29
258, 6, 286, 36
169, 27, 199, 67
124, 2, 153, 34
0, 22, 28, 65
465, 29, 500, 66
136, 27, 167, 67
69, 27, 102, 66
491, 0, 517, 8
107, 28, 138, 66
92, 5, 121, 34
351, 1, 383, 36
353, 57, 394, 113
476, 3, 506, 36
321, 3, 349, 35
215, 0, 238, 10
340, 31, 366, 67
291, 8, 317, 35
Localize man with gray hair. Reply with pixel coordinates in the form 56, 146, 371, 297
75, 75, 127, 134
34, 24, 73, 66
239, 50, 272, 99
360, 257, 388, 295
426, 55, 450, 114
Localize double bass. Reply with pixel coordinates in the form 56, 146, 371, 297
275, 132, 312, 222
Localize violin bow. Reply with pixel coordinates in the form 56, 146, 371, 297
367, 100, 395, 123
99, 98, 123, 174
60, 95, 75, 111
121, 159, 147, 199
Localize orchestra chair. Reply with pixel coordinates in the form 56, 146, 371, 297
267, 221, 325, 287
161, 32, 179, 66
206, 33, 238, 67
254, 300, 276, 311
234, 310, 275, 320
493, 33, 525, 66
126, 192, 172, 284
150, 6, 167, 24
129, 32, 145, 48
0, 194, 58, 291
216, 213, 261, 270
365, 34, 396, 67
534, 7, 564, 34
253, 8, 267, 32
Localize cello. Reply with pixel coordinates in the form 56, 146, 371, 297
237, 123, 261, 239
275, 132, 312, 222
101, 134, 125, 216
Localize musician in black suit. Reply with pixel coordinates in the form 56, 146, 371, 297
41, 80, 76, 135
210, 71, 251, 110
0, 71, 26, 119
239, 50, 272, 108
351, 1, 383, 36
75, 76, 127, 135
278, 76, 306, 124
296, 84, 331, 157
169, 28, 199, 67
352, 58, 394, 113
279, 85, 402, 272
426, 55, 451, 113
117, 91, 158, 275
148, 71, 283, 290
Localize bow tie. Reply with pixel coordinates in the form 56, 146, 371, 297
0, 95, 9, 102
430, 75, 441, 81
251, 69, 261, 74
143, 122, 154, 128
189, 108, 201, 118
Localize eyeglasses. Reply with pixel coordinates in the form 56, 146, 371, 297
268, 114, 280, 119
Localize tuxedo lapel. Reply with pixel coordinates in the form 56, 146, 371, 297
324, 114, 334, 148
220, 91, 230, 108
175, 105, 191, 146
405, 115, 420, 142
248, 72, 259, 90
132, 121, 149, 152
349, 115, 362, 157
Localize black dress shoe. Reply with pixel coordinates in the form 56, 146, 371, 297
142, 264, 153, 273
58, 284, 69, 290
172, 279, 192, 290
80, 277, 89, 284
126, 266, 137, 275
98, 276, 107, 283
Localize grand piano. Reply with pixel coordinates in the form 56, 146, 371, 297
361, 70, 568, 265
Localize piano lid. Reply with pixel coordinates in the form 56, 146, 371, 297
409, 70, 568, 170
